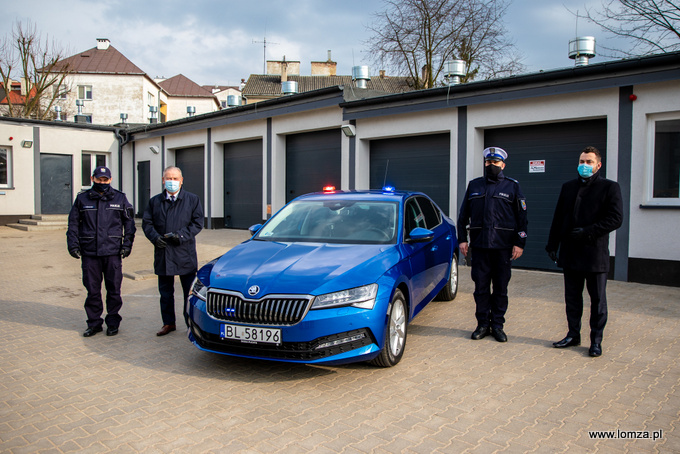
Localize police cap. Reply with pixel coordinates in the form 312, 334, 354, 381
483, 147, 507, 162
92, 166, 112, 178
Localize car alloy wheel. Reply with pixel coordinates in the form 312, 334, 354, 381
370, 289, 407, 367
436, 251, 459, 301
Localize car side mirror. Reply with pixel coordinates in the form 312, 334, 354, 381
406, 227, 434, 243
248, 224, 263, 236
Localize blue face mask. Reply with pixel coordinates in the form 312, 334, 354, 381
165, 180, 180, 193
578, 164, 594, 178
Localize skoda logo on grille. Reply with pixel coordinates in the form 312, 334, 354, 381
248, 285, 260, 297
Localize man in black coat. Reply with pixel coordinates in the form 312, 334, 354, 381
457, 147, 528, 343
67, 166, 136, 337
143, 166, 203, 336
546, 146, 623, 357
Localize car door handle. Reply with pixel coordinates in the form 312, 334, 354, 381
446, 235, 451, 240
431, 245, 438, 251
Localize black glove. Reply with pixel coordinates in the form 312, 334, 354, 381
570, 228, 586, 240
547, 250, 557, 262
155, 236, 168, 249
69, 249, 81, 259
121, 247, 131, 258
164, 232, 181, 245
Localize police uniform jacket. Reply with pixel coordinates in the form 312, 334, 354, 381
457, 171, 528, 250
546, 171, 623, 273
142, 189, 204, 276
67, 187, 136, 256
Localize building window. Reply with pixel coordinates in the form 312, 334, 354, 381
652, 118, 680, 201
78, 85, 93, 100
82, 153, 108, 187
54, 85, 68, 99
0, 147, 11, 187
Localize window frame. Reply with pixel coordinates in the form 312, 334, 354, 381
644, 112, 680, 207
81, 153, 108, 189
77, 85, 93, 100
0, 146, 12, 189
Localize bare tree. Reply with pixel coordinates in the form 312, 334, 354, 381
577, 0, 680, 57
366, 0, 525, 89
0, 21, 72, 120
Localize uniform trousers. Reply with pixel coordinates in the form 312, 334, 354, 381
563, 269, 608, 344
82, 255, 123, 329
158, 272, 196, 327
471, 247, 513, 329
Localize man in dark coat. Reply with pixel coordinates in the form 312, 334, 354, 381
457, 147, 528, 343
143, 166, 203, 336
546, 146, 623, 357
67, 166, 136, 337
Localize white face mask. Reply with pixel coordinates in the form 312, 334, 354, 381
165, 180, 180, 193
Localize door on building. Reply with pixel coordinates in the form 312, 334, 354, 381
137, 160, 150, 217
175, 146, 205, 216
40, 153, 72, 214
286, 129, 341, 203
224, 140, 263, 228
369, 134, 450, 215
484, 119, 607, 271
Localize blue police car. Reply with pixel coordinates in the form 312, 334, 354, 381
187, 187, 459, 367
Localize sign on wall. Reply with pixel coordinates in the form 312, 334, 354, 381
529, 160, 546, 173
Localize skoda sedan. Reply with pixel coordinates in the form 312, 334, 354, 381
187, 187, 459, 367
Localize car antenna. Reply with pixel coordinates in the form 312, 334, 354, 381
383, 160, 390, 188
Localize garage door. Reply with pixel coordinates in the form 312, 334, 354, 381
286, 129, 341, 202
175, 146, 205, 215
370, 134, 450, 214
485, 119, 607, 271
224, 140, 263, 229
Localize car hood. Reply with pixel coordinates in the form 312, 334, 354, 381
209, 240, 400, 297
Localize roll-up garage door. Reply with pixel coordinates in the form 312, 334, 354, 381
175, 146, 205, 216
224, 139, 263, 229
370, 134, 450, 214
485, 119, 607, 271
286, 129, 341, 203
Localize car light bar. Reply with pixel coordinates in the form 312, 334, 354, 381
315, 333, 366, 350
382, 186, 396, 193
323, 185, 336, 192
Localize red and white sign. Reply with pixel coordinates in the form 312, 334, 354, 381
529, 160, 546, 173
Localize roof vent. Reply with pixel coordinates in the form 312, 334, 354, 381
443, 60, 466, 85
282, 81, 298, 95
96, 38, 110, 50
187, 106, 196, 117
352, 66, 371, 89
569, 36, 596, 66
227, 95, 242, 107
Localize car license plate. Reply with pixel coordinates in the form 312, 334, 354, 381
221, 324, 281, 345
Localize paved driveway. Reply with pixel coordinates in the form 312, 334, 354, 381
0, 227, 678, 453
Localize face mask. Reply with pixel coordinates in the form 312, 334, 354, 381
578, 164, 594, 178
92, 182, 110, 193
485, 163, 502, 179
165, 180, 180, 193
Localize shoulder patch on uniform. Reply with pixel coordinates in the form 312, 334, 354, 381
519, 231, 527, 238
521, 200, 527, 211
506, 177, 519, 184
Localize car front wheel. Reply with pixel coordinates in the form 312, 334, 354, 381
370, 289, 407, 367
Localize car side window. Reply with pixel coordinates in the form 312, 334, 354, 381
416, 196, 441, 229
404, 198, 426, 234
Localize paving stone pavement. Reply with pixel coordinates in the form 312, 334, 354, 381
0, 226, 678, 453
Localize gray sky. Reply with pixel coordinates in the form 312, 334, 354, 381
5, 0, 619, 87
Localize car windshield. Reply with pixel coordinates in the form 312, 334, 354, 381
255, 199, 399, 244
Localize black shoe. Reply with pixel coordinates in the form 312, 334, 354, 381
83, 326, 103, 337
491, 327, 508, 342
553, 336, 581, 348
589, 343, 602, 357
471, 326, 489, 340
106, 327, 119, 336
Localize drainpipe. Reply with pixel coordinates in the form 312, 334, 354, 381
114, 128, 131, 189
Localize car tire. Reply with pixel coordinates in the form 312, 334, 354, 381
370, 289, 407, 367
435, 252, 459, 301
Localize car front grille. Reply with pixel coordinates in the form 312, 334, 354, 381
206, 290, 311, 326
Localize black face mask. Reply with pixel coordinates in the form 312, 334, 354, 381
485, 164, 502, 179
92, 182, 110, 193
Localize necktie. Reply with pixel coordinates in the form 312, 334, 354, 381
170, 195, 175, 203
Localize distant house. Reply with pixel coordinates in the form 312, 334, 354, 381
157, 74, 220, 119
203, 83, 244, 109
0, 80, 38, 117
242, 55, 415, 104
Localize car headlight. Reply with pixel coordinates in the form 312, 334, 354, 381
190, 276, 208, 301
311, 284, 378, 310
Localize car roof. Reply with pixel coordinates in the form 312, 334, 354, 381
293, 189, 425, 202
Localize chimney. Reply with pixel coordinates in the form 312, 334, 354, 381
379, 70, 386, 79
311, 50, 337, 76
421, 65, 429, 89
96, 38, 110, 50
569, 36, 596, 66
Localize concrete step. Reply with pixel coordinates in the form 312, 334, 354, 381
7, 214, 69, 231
32, 214, 69, 222
6, 223, 67, 231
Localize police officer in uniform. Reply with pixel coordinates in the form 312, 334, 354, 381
457, 147, 528, 342
67, 166, 136, 337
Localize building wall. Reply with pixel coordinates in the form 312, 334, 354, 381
165, 96, 219, 122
